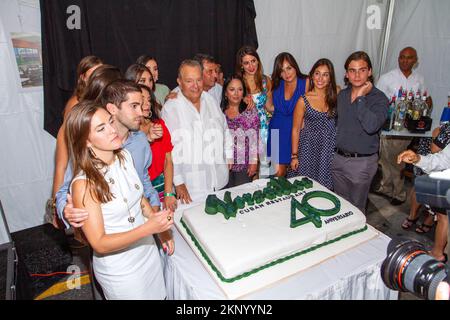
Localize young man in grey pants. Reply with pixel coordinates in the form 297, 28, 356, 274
332, 51, 388, 213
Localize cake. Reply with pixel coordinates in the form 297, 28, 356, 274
176, 177, 377, 298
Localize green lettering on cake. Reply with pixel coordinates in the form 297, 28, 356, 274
205, 194, 236, 220
290, 197, 323, 228
277, 177, 296, 195
263, 187, 276, 200
302, 178, 313, 189
225, 202, 237, 219
293, 179, 304, 192
204, 178, 321, 220
205, 194, 220, 215
242, 193, 254, 206
253, 190, 265, 204
268, 180, 284, 197
233, 196, 245, 209
290, 191, 341, 229
224, 191, 232, 204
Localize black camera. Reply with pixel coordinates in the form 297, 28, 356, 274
414, 175, 450, 209
381, 237, 449, 300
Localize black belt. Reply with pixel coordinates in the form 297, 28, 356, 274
335, 148, 376, 158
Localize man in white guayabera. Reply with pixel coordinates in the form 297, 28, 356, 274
161, 60, 233, 203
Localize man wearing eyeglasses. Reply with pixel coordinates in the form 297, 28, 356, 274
375, 47, 432, 206
332, 51, 389, 214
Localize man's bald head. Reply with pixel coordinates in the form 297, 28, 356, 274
400, 47, 417, 57
398, 47, 418, 76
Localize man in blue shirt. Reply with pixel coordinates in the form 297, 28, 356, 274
56, 80, 161, 228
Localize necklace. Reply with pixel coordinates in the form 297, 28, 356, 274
107, 156, 141, 225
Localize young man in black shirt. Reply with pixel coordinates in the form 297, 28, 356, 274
332, 51, 388, 213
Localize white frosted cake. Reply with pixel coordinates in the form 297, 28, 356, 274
176, 177, 376, 298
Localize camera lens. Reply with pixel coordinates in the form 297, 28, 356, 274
381, 237, 448, 300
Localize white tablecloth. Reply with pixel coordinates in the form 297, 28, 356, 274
162, 208, 398, 300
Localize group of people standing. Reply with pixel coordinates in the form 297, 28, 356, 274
49, 45, 396, 299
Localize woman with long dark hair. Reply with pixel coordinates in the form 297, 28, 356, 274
51, 57, 104, 228
65, 56, 104, 116
125, 63, 164, 148
288, 58, 338, 190
235, 46, 272, 177
125, 63, 154, 90
67, 101, 173, 299
268, 52, 309, 177
136, 55, 170, 105
139, 84, 177, 211
221, 76, 260, 187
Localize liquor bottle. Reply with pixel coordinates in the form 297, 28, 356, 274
397, 87, 403, 101
394, 93, 407, 131
421, 91, 430, 117
383, 95, 396, 131
412, 90, 422, 120
388, 96, 396, 130
406, 89, 414, 117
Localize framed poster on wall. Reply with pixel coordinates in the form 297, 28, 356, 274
10, 32, 42, 89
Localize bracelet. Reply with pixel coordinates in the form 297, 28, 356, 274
291, 154, 298, 159
164, 192, 176, 197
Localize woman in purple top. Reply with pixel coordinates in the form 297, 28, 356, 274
221, 76, 260, 188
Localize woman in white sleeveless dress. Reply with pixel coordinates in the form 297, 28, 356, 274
66, 101, 174, 299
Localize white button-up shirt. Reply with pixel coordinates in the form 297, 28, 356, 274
417, 143, 450, 174
376, 68, 426, 99
161, 91, 232, 200
207, 83, 223, 106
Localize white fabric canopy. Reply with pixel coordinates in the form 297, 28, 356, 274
255, 0, 450, 121
0, 201, 11, 245
254, 0, 388, 88
0, 0, 55, 238
382, 0, 450, 121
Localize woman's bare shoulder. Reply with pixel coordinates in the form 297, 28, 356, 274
64, 96, 79, 118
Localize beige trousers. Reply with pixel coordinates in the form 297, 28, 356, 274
377, 136, 412, 201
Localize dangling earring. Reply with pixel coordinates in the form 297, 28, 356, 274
88, 147, 97, 158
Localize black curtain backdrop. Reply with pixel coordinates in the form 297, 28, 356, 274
41, 0, 258, 138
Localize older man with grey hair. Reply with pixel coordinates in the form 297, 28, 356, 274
161, 60, 232, 203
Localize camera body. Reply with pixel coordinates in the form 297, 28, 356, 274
414, 175, 450, 210
381, 175, 450, 300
